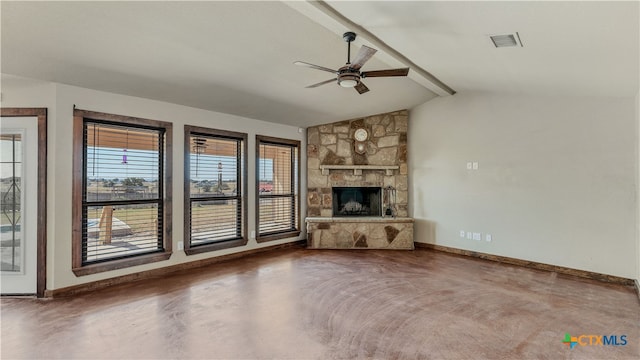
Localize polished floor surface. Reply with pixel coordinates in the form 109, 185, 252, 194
1, 248, 638, 359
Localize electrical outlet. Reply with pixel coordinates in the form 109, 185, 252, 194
250, 230, 256, 239
460, 230, 466, 238
178, 241, 184, 250
486, 234, 492, 242
473, 232, 481, 241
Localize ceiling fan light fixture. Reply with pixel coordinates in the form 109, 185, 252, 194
338, 73, 359, 88
339, 78, 358, 88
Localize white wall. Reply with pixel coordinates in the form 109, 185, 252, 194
410, 91, 637, 279
636, 90, 640, 285
1, 74, 307, 290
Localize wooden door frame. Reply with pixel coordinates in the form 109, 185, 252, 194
1, 108, 47, 297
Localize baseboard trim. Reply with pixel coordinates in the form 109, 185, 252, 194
415, 243, 635, 286
45, 240, 306, 298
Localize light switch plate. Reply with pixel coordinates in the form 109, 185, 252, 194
473, 233, 481, 241
460, 230, 466, 238
466, 162, 473, 170
486, 234, 492, 242
472, 162, 479, 170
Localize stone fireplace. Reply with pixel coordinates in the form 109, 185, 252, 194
333, 187, 382, 217
305, 110, 414, 250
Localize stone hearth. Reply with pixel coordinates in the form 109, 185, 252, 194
306, 217, 414, 249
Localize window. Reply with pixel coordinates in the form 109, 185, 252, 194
184, 126, 247, 254
72, 109, 172, 276
256, 135, 300, 242
1, 132, 23, 273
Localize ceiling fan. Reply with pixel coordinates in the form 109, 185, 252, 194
294, 32, 410, 94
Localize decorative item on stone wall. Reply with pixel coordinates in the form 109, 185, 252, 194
384, 186, 397, 218
353, 127, 368, 154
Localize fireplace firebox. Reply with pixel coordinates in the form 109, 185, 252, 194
332, 187, 382, 217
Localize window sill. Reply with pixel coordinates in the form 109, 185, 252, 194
72, 251, 172, 277
256, 230, 301, 243
185, 238, 248, 255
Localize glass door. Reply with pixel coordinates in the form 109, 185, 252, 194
1, 117, 38, 294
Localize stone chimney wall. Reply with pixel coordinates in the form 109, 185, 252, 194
306, 109, 409, 217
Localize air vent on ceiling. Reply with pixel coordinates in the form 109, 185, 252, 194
489, 32, 523, 48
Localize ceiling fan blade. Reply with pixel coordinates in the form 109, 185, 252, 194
361, 68, 410, 78
354, 82, 369, 94
294, 61, 337, 74
350, 45, 377, 70
306, 78, 337, 88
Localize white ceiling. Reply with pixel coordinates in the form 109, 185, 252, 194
2, 1, 638, 128
326, 1, 639, 98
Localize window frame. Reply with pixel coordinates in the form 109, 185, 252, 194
255, 135, 301, 243
183, 125, 248, 255
72, 109, 173, 276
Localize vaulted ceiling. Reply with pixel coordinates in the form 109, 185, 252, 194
2, 1, 638, 127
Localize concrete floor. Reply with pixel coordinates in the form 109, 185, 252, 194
1, 248, 638, 359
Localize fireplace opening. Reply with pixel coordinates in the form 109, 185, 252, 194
332, 187, 382, 217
